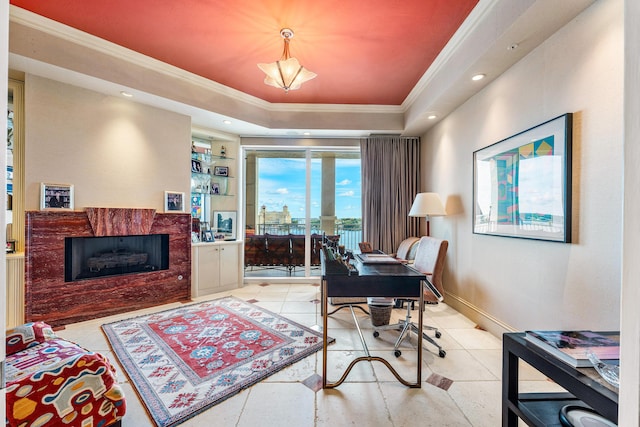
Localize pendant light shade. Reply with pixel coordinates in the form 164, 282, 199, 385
258, 28, 316, 92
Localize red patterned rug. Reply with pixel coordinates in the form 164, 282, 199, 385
102, 296, 329, 427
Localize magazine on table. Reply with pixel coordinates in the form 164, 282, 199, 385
524, 330, 620, 368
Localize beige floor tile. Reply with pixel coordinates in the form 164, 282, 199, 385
425, 349, 499, 381
316, 383, 392, 426
380, 381, 473, 426
237, 383, 316, 427
447, 380, 502, 427
447, 328, 503, 350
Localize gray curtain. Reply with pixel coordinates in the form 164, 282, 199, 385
360, 136, 421, 254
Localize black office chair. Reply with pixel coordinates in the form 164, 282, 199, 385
373, 236, 448, 358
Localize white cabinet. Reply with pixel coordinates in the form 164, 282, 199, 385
191, 241, 241, 297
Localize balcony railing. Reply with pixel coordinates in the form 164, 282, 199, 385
249, 222, 362, 254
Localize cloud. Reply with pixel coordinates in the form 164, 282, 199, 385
339, 190, 355, 197
337, 179, 351, 186
276, 188, 289, 194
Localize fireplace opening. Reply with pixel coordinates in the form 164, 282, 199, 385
65, 234, 169, 282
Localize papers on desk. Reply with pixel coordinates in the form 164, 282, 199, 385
356, 253, 400, 264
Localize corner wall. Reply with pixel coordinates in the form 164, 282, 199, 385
24, 75, 191, 211
422, 0, 623, 333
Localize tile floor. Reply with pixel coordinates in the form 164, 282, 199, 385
56, 283, 562, 426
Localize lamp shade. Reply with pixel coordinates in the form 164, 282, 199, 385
408, 192, 446, 217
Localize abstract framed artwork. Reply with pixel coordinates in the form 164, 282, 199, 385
473, 113, 573, 242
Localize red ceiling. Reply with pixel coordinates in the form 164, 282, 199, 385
10, 0, 478, 105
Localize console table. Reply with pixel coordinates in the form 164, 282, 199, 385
502, 332, 619, 426
321, 251, 426, 388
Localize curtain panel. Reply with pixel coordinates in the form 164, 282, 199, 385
360, 136, 421, 254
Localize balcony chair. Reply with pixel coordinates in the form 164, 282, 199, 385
373, 236, 448, 358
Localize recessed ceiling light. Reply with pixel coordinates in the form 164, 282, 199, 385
472, 74, 486, 81
427, 115, 437, 120
120, 91, 133, 97
223, 120, 232, 125
507, 43, 519, 51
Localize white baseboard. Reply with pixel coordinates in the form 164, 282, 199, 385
444, 292, 516, 339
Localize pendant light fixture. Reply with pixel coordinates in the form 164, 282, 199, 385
257, 28, 317, 93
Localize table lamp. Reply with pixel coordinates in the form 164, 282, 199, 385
408, 192, 446, 236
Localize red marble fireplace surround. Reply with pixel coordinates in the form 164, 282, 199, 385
25, 208, 192, 326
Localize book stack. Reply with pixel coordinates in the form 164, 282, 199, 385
524, 330, 619, 368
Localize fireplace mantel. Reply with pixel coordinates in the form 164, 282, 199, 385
25, 209, 191, 326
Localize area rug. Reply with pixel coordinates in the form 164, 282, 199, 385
102, 296, 329, 427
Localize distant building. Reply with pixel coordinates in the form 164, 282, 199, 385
259, 205, 292, 225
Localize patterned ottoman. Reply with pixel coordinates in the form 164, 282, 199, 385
5, 322, 126, 427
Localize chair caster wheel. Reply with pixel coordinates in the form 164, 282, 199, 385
438, 350, 446, 358
435, 331, 441, 338
373, 331, 379, 338
394, 350, 402, 358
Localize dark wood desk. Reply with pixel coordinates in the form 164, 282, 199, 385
502, 332, 619, 426
321, 253, 426, 388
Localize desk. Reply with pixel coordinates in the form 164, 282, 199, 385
321, 253, 426, 388
502, 332, 618, 426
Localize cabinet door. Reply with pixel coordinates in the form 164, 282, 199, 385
197, 245, 221, 295
218, 244, 238, 289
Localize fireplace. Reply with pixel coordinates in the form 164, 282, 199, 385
65, 234, 169, 281
25, 208, 192, 326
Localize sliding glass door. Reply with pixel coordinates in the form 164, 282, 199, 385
244, 147, 361, 279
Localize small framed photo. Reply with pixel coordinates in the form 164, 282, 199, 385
164, 191, 185, 212
203, 231, 214, 242
40, 183, 74, 210
210, 182, 221, 195
191, 159, 203, 173
213, 166, 229, 177
191, 232, 200, 243
213, 210, 237, 240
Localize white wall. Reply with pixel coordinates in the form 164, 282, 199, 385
423, 0, 623, 333
24, 75, 191, 211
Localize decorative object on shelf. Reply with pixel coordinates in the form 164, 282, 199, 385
203, 231, 214, 242
191, 231, 200, 243
586, 350, 620, 388
210, 182, 220, 195
213, 210, 237, 240
473, 113, 573, 242
258, 28, 317, 93
40, 182, 74, 210
220, 145, 226, 157
191, 159, 203, 173
213, 165, 229, 176
559, 404, 617, 427
164, 191, 185, 213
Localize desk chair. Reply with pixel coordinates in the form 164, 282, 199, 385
373, 236, 448, 358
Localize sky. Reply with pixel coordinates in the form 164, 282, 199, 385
257, 157, 362, 219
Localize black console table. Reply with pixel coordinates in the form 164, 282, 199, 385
502, 332, 619, 426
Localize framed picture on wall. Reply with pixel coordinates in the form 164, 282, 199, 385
40, 183, 74, 210
212, 210, 237, 240
164, 191, 185, 212
472, 113, 573, 242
